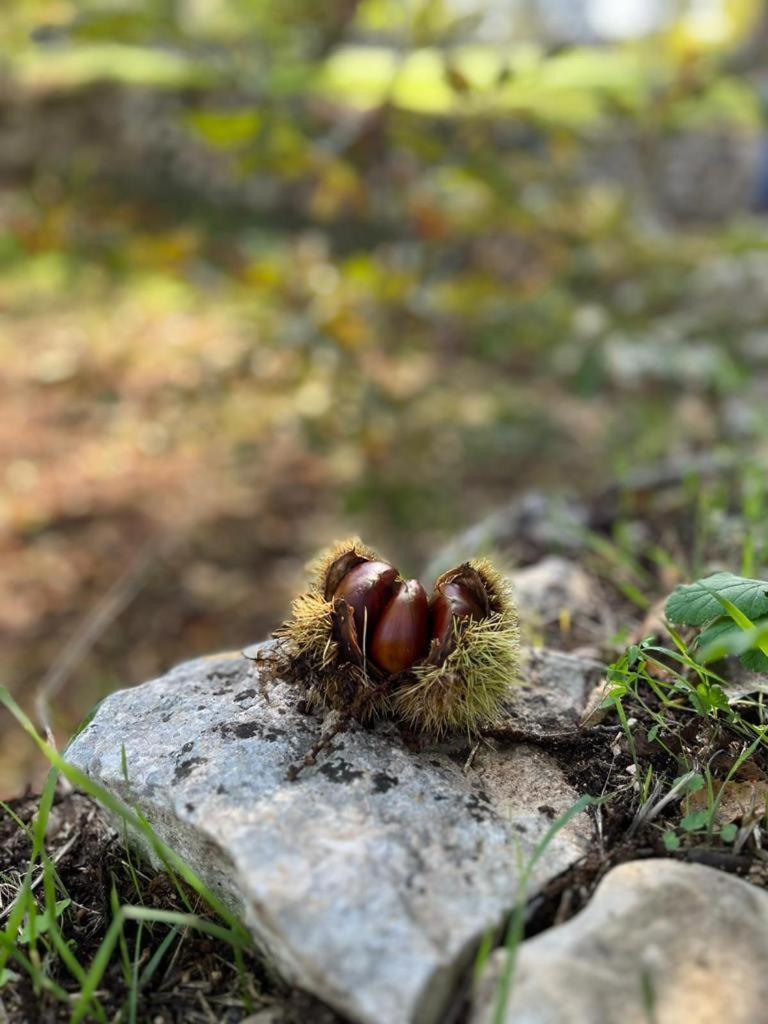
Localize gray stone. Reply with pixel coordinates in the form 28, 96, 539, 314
510, 557, 609, 645
65, 641, 595, 1024
423, 493, 589, 581
500, 647, 604, 739
512, 557, 597, 620
472, 859, 768, 1024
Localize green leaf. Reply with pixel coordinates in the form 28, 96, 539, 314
740, 648, 768, 672
680, 810, 710, 832
675, 772, 704, 793
713, 593, 757, 632
697, 615, 768, 669
662, 831, 680, 851
696, 683, 730, 713
18, 900, 71, 945
0, 967, 20, 987
697, 616, 743, 650
720, 824, 738, 843
665, 572, 768, 627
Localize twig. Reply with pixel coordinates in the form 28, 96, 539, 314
287, 713, 349, 781
482, 723, 614, 748
627, 769, 700, 838
463, 740, 481, 773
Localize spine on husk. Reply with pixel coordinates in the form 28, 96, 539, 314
275, 537, 519, 734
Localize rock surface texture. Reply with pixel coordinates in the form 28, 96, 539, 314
499, 647, 603, 739
65, 641, 598, 1024
472, 858, 768, 1024
510, 557, 609, 646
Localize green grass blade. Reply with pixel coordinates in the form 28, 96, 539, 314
137, 925, 180, 988
0, 687, 250, 947
71, 912, 126, 1024
492, 795, 597, 1024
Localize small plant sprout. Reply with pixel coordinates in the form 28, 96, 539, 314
600, 565, 768, 863
275, 537, 520, 735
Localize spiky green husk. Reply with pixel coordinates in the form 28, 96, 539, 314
274, 537, 392, 720
392, 559, 519, 736
275, 590, 337, 669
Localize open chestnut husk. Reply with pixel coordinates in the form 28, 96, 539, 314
274, 537, 519, 735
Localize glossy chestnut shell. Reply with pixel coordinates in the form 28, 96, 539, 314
332, 561, 399, 652
369, 579, 429, 674
429, 580, 484, 649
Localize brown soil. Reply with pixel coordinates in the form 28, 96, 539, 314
0, 790, 340, 1024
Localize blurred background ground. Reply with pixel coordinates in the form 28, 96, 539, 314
3, 0, 768, 795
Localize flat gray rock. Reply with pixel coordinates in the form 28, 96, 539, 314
472, 859, 768, 1024
65, 641, 596, 1024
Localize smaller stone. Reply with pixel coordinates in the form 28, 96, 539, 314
424, 494, 589, 580
472, 859, 768, 1024
511, 556, 606, 643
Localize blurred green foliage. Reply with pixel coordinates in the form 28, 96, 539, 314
2, 0, 768, 791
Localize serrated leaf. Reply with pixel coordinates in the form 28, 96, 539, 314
684, 773, 705, 793
672, 772, 704, 793
698, 683, 731, 712
665, 572, 768, 627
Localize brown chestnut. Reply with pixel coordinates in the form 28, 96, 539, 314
333, 561, 399, 651
429, 581, 484, 649
370, 579, 429, 674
